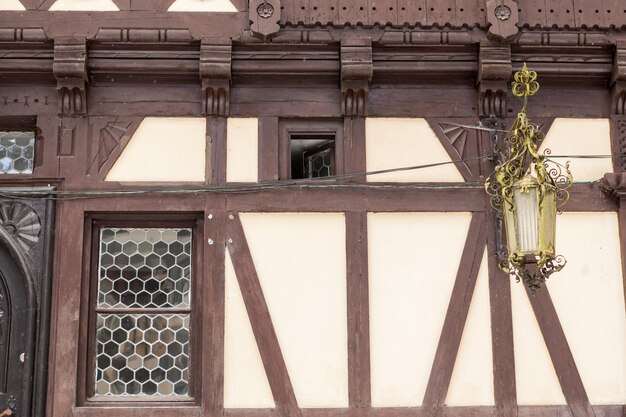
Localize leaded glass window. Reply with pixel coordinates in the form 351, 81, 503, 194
0, 131, 35, 174
94, 228, 192, 397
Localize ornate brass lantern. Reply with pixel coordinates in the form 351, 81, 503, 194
486, 64, 573, 293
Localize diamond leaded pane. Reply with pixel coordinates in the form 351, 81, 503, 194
95, 314, 190, 396
98, 228, 192, 309
0, 131, 35, 174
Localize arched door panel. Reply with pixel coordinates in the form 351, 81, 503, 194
0, 244, 30, 416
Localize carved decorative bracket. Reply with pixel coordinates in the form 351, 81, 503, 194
477, 45, 511, 119
249, 0, 281, 40
53, 38, 87, 116
200, 39, 232, 116
486, 0, 519, 42
341, 38, 373, 118
602, 172, 626, 200
611, 42, 626, 116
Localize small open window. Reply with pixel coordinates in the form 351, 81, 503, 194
279, 120, 343, 180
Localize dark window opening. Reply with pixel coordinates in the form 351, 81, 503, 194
290, 133, 335, 179
278, 119, 343, 181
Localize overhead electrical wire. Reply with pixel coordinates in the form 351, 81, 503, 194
0, 152, 615, 201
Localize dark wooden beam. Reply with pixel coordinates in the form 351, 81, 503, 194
203, 207, 226, 417
421, 212, 487, 416
345, 211, 371, 408
526, 286, 595, 417
226, 213, 301, 417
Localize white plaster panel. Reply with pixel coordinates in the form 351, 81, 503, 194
365, 118, 464, 183
368, 212, 472, 407
224, 251, 275, 408
106, 117, 206, 182
445, 249, 494, 406
548, 212, 626, 404
227, 118, 258, 183
540, 118, 612, 182
0, 0, 25, 10
240, 213, 348, 408
49, 0, 119, 10
512, 276, 565, 405
168, 0, 237, 11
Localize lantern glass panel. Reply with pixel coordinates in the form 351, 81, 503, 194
538, 184, 557, 257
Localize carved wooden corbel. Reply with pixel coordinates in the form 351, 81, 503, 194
477, 45, 511, 119
602, 172, 626, 200
341, 38, 373, 118
611, 42, 626, 116
485, 0, 519, 42
249, 0, 281, 40
200, 39, 232, 116
53, 38, 87, 116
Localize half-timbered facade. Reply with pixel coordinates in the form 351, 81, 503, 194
0, 0, 625, 416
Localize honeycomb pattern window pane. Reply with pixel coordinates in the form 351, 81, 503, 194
94, 227, 193, 398
0, 131, 35, 174
98, 228, 192, 309
95, 313, 190, 396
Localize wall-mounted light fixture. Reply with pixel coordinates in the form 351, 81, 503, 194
486, 64, 573, 293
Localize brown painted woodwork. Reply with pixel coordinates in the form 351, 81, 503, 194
341, 38, 372, 117
422, 213, 487, 416
526, 285, 595, 417
0, 1, 622, 416
203, 206, 226, 417
345, 212, 370, 408
226, 213, 301, 417
426, 118, 482, 182
479, 121, 517, 417
85, 116, 142, 180
486, 0, 519, 41
342, 117, 366, 184
258, 116, 280, 182
200, 40, 232, 117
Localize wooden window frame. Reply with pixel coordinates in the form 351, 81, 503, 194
0, 116, 42, 175
278, 119, 344, 180
77, 213, 204, 407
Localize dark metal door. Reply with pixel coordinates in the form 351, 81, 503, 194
0, 244, 31, 416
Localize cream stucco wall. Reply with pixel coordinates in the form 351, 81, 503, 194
365, 118, 464, 183
168, 0, 237, 11
445, 249, 494, 406
0, 0, 25, 10
240, 213, 348, 408
540, 118, 612, 182
106, 117, 206, 182
227, 118, 258, 183
49, 0, 119, 10
368, 212, 472, 407
512, 276, 565, 405
224, 252, 275, 408
549, 212, 626, 404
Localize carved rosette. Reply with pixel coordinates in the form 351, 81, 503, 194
249, 0, 281, 40
53, 38, 88, 116
486, 0, 519, 42
0, 202, 41, 253
341, 38, 373, 117
200, 40, 232, 116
